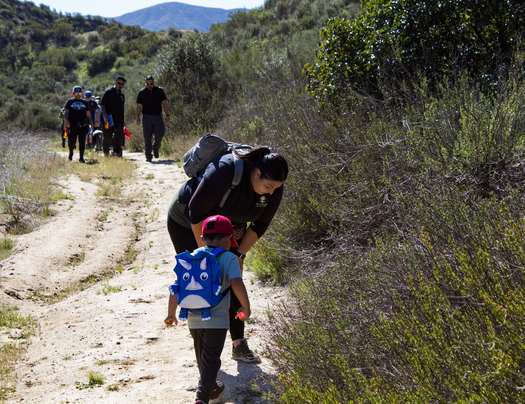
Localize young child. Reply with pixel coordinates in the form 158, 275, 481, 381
165, 215, 251, 404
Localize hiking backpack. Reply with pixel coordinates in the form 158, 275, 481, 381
169, 247, 228, 321
182, 134, 252, 208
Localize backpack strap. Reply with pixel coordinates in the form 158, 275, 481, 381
211, 247, 226, 257
218, 154, 243, 208
211, 247, 231, 297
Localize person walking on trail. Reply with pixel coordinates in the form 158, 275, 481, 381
59, 107, 67, 148
165, 215, 251, 404
100, 75, 126, 158
135, 75, 170, 162
84, 90, 99, 149
63, 85, 93, 163
167, 146, 288, 363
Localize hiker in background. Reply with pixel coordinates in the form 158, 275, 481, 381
84, 90, 98, 149
165, 215, 251, 404
100, 75, 126, 157
63, 85, 93, 163
93, 97, 103, 151
135, 75, 170, 162
59, 107, 67, 148
167, 146, 288, 363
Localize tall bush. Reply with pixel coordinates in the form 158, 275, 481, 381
238, 55, 525, 402
154, 33, 229, 149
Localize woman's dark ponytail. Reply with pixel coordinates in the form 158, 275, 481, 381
235, 146, 288, 182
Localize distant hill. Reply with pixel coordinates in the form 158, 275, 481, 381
113, 1, 242, 32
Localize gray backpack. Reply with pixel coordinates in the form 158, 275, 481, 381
182, 134, 252, 208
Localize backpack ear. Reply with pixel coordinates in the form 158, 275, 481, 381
179, 259, 192, 270
200, 257, 207, 270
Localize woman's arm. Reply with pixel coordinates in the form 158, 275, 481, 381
191, 221, 205, 248
238, 227, 258, 255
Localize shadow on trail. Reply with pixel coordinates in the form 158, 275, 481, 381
124, 154, 179, 166
217, 361, 277, 403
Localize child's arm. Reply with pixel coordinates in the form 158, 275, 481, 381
230, 278, 251, 320
164, 294, 178, 326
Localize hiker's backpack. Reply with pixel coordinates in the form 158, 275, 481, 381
169, 247, 228, 321
182, 134, 252, 208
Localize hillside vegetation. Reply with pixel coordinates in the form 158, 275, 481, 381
2, 0, 525, 402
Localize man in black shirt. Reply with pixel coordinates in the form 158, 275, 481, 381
64, 85, 93, 163
101, 75, 126, 157
135, 75, 170, 162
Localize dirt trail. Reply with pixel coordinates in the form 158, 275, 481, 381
0, 151, 279, 403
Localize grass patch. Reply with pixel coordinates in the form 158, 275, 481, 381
67, 251, 85, 266
0, 305, 39, 398
52, 190, 73, 202
30, 275, 99, 304
0, 239, 13, 260
75, 371, 105, 389
96, 359, 119, 365
97, 279, 122, 295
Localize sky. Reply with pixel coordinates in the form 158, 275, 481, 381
34, 0, 265, 18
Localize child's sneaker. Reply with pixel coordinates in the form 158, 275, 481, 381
231, 339, 261, 363
209, 381, 225, 403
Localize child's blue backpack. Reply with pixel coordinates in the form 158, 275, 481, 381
169, 247, 227, 321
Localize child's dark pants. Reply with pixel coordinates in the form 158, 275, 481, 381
190, 328, 228, 403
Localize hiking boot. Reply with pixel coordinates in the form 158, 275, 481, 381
232, 339, 261, 363
154, 149, 159, 158
209, 381, 225, 404
79, 157, 86, 163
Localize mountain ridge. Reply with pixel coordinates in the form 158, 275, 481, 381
113, 1, 243, 32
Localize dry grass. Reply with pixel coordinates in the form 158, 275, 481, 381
1, 132, 137, 236
0, 306, 39, 399
0, 131, 68, 233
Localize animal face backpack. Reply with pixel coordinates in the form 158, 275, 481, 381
169, 247, 228, 321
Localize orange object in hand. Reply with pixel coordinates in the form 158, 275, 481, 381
235, 311, 246, 320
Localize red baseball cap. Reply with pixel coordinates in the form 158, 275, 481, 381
202, 215, 239, 248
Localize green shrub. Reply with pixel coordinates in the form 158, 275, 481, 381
86, 49, 117, 76
244, 52, 525, 402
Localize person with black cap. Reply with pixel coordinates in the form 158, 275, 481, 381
135, 75, 170, 162
100, 75, 126, 157
63, 85, 93, 163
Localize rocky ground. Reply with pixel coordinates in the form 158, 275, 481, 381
0, 150, 280, 403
